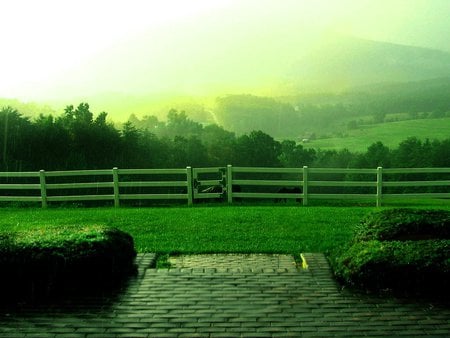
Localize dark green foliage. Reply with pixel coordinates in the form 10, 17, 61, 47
2, 103, 450, 171
233, 130, 282, 167
331, 208, 450, 297
332, 240, 450, 294
355, 208, 450, 241
0, 225, 136, 303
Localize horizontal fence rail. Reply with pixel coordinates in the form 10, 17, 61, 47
0, 166, 448, 207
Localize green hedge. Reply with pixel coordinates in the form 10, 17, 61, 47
330, 208, 450, 297
0, 225, 136, 302
354, 208, 450, 242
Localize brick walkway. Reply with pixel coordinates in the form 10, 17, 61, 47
0, 253, 449, 337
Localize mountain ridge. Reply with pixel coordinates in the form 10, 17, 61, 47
2, 35, 450, 122
283, 35, 450, 92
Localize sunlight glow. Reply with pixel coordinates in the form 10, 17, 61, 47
0, 0, 449, 119
0, 0, 234, 97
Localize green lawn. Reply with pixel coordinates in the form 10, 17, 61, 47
307, 118, 450, 152
1, 202, 449, 254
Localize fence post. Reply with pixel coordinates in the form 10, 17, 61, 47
39, 170, 47, 208
376, 166, 383, 207
112, 167, 120, 208
186, 166, 193, 206
302, 166, 308, 206
227, 164, 233, 204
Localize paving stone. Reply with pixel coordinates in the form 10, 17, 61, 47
166, 328, 197, 334
0, 253, 449, 337
75, 327, 107, 334
241, 333, 273, 338
195, 327, 227, 333
46, 328, 78, 334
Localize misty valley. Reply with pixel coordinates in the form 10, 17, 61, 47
1, 8, 450, 174
0, 88, 449, 173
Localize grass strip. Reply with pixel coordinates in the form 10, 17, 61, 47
0, 203, 448, 254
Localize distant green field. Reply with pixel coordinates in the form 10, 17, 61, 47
307, 118, 450, 152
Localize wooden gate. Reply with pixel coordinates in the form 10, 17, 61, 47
192, 167, 226, 202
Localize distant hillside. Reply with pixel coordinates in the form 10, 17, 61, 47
28, 31, 450, 121
213, 76, 450, 139
305, 118, 450, 152
3, 33, 450, 132
286, 36, 450, 91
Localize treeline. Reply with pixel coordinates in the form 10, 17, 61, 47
1, 103, 450, 172
209, 77, 450, 138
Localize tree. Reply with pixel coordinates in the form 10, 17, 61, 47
0, 107, 33, 171
430, 139, 450, 167
170, 136, 209, 168
56, 103, 121, 169
279, 140, 316, 167
233, 130, 281, 166
128, 114, 163, 134
89, 112, 121, 169
201, 124, 236, 166
355, 141, 391, 168
28, 114, 71, 170
215, 95, 298, 137
393, 137, 428, 168
163, 110, 203, 138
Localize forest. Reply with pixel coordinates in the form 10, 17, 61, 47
211, 77, 450, 139
1, 103, 449, 173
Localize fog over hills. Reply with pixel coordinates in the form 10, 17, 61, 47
2, 1, 450, 122
35, 32, 450, 121
286, 36, 450, 92
104, 32, 450, 93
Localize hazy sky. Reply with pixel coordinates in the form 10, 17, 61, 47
1, 0, 449, 105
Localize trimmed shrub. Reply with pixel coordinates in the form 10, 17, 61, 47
332, 239, 450, 294
0, 225, 136, 303
354, 208, 450, 241
331, 208, 450, 297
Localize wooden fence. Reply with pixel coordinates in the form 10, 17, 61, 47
0, 166, 449, 207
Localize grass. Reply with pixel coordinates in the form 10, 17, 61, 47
1, 201, 449, 254
307, 117, 450, 152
